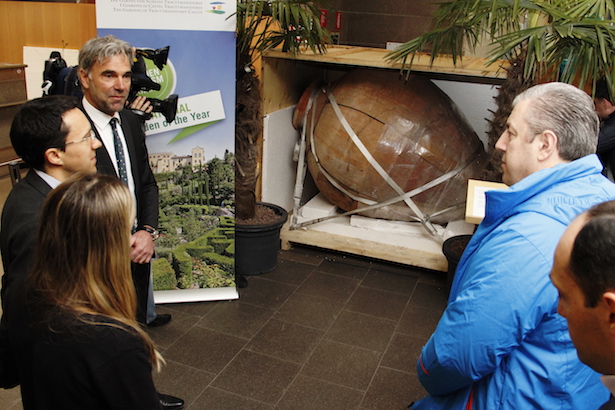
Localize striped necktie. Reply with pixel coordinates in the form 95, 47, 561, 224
109, 118, 129, 185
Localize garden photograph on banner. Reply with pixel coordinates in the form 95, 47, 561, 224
96, 0, 237, 303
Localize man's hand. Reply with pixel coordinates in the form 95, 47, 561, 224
130, 229, 155, 264
128, 96, 153, 114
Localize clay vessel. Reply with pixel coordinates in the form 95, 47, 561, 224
293, 69, 488, 224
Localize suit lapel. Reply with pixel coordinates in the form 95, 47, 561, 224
79, 103, 117, 178
91, 124, 118, 178
80, 103, 142, 187
24, 169, 53, 197
119, 111, 140, 188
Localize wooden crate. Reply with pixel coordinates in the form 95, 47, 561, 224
260, 46, 505, 271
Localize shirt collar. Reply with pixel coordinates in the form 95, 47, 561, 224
82, 97, 121, 129
34, 168, 61, 189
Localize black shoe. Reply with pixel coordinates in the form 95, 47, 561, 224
235, 273, 248, 288
158, 392, 184, 409
147, 313, 171, 327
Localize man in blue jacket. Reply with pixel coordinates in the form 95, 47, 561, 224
412, 82, 615, 409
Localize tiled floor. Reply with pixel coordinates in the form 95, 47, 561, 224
0, 174, 448, 409
152, 246, 446, 409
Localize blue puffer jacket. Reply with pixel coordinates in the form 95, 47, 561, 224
413, 155, 615, 409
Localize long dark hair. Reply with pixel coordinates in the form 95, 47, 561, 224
28, 173, 163, 369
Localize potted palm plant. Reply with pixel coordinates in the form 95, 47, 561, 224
234, 0, 331, 278
386, 0, 615, 180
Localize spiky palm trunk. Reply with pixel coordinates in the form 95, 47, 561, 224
481, 56, 534, 182
235, 52, 262, 220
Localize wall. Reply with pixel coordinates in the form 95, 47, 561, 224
1, 1, 436, 63
322, 0, 437, 48
0, 1, 96, 65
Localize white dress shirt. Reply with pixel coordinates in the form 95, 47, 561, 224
81, 98, 136, 198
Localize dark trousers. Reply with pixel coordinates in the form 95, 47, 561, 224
131, 262, 150, 323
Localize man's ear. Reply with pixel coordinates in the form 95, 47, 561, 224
78, 68, 89, 90
536, 130, 558, 162
603, 292, 615, 332
44, 147, 63, 167
596, 98, 608, 111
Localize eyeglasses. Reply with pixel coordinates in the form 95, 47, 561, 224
62, 130, 96, 147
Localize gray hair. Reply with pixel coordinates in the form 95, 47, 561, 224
78, 35, 133, 74
513, 82, 598, 161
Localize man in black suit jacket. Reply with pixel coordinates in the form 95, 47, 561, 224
78, 35, 184, 410
1, 96, 101, 308
551, 200, 615, 410
77, 35, 170, 328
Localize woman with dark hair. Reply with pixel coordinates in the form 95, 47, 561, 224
0, 173, 163, 409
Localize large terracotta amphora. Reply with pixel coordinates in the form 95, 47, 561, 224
293, 69, 488, 225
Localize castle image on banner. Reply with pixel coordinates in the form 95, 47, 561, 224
149, 146, 205, 173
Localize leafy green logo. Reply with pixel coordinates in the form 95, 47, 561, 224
138, 58, 176, 100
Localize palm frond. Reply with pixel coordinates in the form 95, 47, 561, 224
236, 0, 332, 66
386, 0, 615, 94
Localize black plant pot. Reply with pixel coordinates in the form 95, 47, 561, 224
235, 202, 289, 276
442, 235, 473, 297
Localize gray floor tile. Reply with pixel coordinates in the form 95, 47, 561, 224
360, 367, 421, 410
380, 333, 426, 373
361, 268, 419, 295
211, 350, 302, 404
189, 387, 274, 410
273, 292, 346, 330
163, 326, 247, 373
238, 277, 298, 310
300, 339, 382, 390
346, 286, 410, 321
315, 258, 370, 279
276, 375, 364, 409
246, 319, 324, 364
153, 360, 215, 408
295, 271, 360, 301
409, 282, 448, 310
325, 311, 396, 352
196, 300, 275, 339
278, 246, 326, 266
258, 259, 315, 286
397, 305, 443, 340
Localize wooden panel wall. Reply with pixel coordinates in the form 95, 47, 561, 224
324, 0, 436, 49
0, 1, 96, 64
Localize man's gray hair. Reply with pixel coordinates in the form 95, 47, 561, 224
78, 35, 133, 74
513, 82, 598, 161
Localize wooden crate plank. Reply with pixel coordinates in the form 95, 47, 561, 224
280, 221, 449, 272
264, 46, 508, 81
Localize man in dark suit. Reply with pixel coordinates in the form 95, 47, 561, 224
77, 35, 170, 328
594, 78, 615, 181
1, 95, 101, 307
551, 200, 615, 410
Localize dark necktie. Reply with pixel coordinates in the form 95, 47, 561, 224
109, 118, 129, 185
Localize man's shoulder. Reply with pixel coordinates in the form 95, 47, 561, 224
119, 108, 141, 126
3, 172, 49, 210
495, 210, 565, 240
119, 109, 145, 138
1, 188, 46, 240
